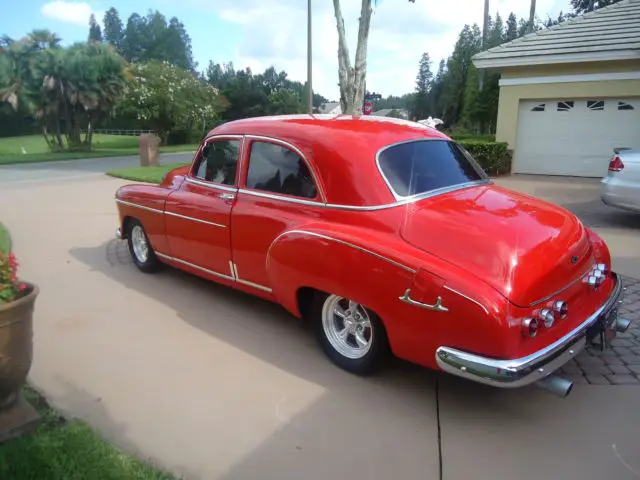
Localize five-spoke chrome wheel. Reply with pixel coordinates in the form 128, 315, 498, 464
130, 224, 149, 263
322, 295, 373, 359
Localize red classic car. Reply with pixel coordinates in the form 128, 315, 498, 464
114, 115, 630, 397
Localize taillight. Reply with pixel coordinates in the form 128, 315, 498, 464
608, 156, 624, 172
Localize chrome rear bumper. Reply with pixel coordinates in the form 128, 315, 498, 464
436, 273, 626, 389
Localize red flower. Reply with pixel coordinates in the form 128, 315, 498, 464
18, 283, 26, 291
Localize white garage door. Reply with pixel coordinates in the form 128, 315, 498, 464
514, 98, 640, 177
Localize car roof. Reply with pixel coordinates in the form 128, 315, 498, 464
208, 114, 451, 207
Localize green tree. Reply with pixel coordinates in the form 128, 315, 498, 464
89, 14, 103, 42
412, 52, 432, 120
103, 7, 124, 49
505, 13, 518, 41
570, 0, 621, 14
488, 13, 504, 48
386, 109, 404, 119
119, 61, 223, 143
267, 88, 303, 114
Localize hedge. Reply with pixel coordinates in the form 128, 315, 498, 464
0, 223, 11, 255
458, 140, 511, 177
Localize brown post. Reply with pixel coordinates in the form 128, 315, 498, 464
139, 134, 150, 167
139, 134, 161, 167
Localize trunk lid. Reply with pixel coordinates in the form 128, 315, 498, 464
400, 184, 593, 306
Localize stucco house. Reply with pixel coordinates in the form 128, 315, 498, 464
472, 0, 640, 177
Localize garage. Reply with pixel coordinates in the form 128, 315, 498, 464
471, 0, 640, 178
514, 98, 640, 177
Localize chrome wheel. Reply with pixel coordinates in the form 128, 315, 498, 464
131, 225, 149, 263
321, 295, 373, 359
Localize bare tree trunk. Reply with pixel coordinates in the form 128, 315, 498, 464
528, 0, 536, 33
482, 0, 490, 49
332, 0, 373, 115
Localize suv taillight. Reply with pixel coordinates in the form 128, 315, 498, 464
608, 156, 624, 172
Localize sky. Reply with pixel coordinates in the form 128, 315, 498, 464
1, 0, 571, 100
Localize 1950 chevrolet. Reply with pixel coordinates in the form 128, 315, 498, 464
114, 114, 631, 397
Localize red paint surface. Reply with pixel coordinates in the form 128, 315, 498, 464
114, 115, 616, 370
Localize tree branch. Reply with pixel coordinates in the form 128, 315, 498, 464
332, 0, 352, 113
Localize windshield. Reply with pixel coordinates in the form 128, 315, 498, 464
377, 140, 489, 199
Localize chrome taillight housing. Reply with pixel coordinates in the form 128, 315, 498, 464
553, 300, 568, 318
539, 309, 555, 328
585, 263, 609, 287
522, 318, 539, 338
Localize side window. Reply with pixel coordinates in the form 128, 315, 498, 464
246, 141, 318, 199
193, 140, 240, 186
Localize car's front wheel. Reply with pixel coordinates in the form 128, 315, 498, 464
314, 293, 389, 375
126, 218, 161, 273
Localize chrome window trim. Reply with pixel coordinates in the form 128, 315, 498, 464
185, 177, 238, 192
238, 188, 324, 207
443, 285, 489, 315
164, 210, 226, 228
267, 229, 416, 274
244, 134, 327, 203
155, 252, 235, 281
435, 273, 623, 388
375, 138, 492, 201
115, 199, 164, 214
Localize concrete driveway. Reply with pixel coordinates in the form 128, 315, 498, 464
0, 171, 639, 480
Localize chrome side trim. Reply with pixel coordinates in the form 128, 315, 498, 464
232, 263, 272, 292
268, 229, 416, 274
155, 252, 235, 281
185, 177, 237, 192
436, 273, 623, 388
443, 285, 489, 315
229, 260, 236, 280
115, 199, 164, 214
238, 188, 323, 207
244, 134, 327, 203
164, 210, 226, 228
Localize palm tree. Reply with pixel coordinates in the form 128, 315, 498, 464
28, 29, 61, 50
528, 0, 537, 33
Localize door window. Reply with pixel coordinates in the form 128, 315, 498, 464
193, 140, 241, 186
246, 141, 318, 199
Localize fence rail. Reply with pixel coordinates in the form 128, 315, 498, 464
82, 129, 157, 136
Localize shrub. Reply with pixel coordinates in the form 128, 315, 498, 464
459, 140, 511, 177
452, 133, 496, 143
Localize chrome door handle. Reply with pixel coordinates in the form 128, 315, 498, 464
219, 192, 235, 201
399, 289, 449, 312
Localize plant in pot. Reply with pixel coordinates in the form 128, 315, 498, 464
0, 223, 39, 414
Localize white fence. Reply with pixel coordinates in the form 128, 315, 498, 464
82, 129, 157, 136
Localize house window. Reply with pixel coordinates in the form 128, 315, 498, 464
587, 100, 604, 111
618, 101, 635, 111
531, 103, 545, 112
246, 141, 318, 199
557, 101, 574, 112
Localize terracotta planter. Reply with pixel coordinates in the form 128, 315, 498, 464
0, 283, 38, 410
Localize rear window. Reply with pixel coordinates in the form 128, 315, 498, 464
377, 140, 488, 198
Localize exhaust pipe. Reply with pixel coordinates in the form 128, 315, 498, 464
616, 318, 631, 333
536, 374, 574, 398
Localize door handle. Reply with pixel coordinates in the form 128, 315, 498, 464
399, 289, 449, 312
219, 192, 235, 201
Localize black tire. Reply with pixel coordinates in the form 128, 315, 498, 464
313, 292, 389, 375
126, 218, 161, 273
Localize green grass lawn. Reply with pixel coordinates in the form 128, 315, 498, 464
106, 163, 189, 183
0, 386, 174, 480
0, 134, 197, 165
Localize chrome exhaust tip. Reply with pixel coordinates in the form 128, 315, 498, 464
616, 318, 631, 333
535, 374, 574, 398
116, 228, 122, 239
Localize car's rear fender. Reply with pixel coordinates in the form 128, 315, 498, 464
266, 226, 509, 368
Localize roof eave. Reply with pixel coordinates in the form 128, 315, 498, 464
473, 50, 640, 70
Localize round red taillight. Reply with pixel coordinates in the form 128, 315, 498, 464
522, 318, 539, 338
608, 156, 624, 172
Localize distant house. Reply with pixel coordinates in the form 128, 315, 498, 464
318, 102, 342, 115
372, 108, 409, 119
472, 0, 640, 177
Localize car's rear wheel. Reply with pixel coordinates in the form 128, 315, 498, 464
314, 293, 389, 375
126, 218, 161, 273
